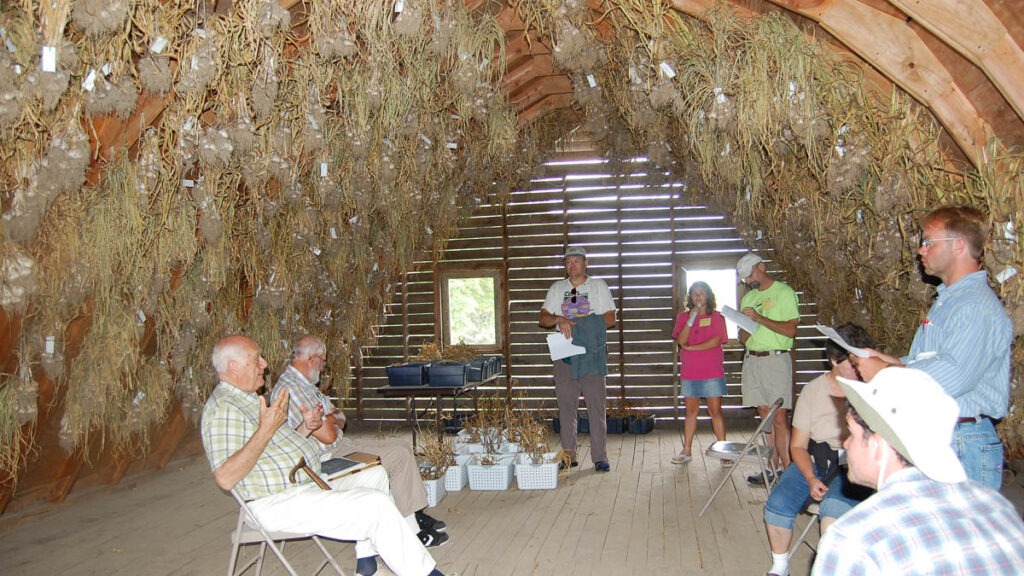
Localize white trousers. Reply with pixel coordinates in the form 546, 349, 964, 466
331, 437, 429, 516
249, 479, 435, 576
326, 466, 394, 557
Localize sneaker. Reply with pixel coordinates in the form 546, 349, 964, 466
670, 452, 692, 464
557, 460, 579, 470
417, 528, 450, 548
355, 555, 378, 576
747, 470, 780, 486
595, 461, 611, 472
416, 510, 447, 532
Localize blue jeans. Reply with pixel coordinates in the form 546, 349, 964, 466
953, 417, 1003, 490
763, 462, 870, 529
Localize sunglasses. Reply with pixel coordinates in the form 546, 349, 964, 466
571, 287, 577, 304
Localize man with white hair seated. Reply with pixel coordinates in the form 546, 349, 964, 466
812, 367, 1024, 574
201, 335, 446, 576
271, 334, 448, 547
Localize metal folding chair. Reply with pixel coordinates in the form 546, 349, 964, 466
790, 501, 821, 556
227, 489, 347, 576
790, 448, 845, 557
698, 397, 784, 517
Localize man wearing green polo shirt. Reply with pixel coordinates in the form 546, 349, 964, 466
737, 252, 800, 483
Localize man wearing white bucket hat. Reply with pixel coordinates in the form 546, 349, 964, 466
812, 367, 1024, 575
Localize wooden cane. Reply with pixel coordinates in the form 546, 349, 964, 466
288, 456, 332, 490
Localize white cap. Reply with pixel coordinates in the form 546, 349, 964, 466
564, 246, 587, 260
736, 252, 762, 279
837, 367, 966, 484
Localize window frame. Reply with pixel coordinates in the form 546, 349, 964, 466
674, 256, 743, 340
436, 265, 506, 353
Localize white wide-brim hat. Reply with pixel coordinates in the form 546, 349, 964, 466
837, 367, 967, 484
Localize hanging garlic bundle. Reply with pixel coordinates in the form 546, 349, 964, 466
14, 360, 39, 425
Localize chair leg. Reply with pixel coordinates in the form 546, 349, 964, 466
311, 535, 348, 575
255, 542, 267, 576
259, 539, 299, 576
789, 512, 820, 555
228, 516, 244, 576
699, 453, 751, 517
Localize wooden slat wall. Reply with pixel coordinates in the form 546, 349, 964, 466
355, 154, 826, 423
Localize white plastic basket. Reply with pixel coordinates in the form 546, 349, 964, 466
499, 441, 521, 455
444, 454, 472, 492
454, 442, 485, 455
514, 452, 559, 490
467, 454, 514, 491
423, 477, 446, 507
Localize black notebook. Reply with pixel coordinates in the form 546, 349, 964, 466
320, 457, 365, 477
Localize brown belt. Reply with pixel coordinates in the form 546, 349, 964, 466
957, 416, 990, 425
747, 349, 788, 357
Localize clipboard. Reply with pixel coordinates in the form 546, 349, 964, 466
323, 451, 383, 481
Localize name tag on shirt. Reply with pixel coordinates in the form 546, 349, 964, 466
911, 351, 938, 363
699, 318, 712, 328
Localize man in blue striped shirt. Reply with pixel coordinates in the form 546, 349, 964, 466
854, 205, 1011, 490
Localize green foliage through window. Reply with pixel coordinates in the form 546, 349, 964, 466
447, 277, 496, 345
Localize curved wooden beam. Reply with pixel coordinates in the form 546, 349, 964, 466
889, 0, 1024, 123
671, 0, 990, 166
763, 0, 990, 165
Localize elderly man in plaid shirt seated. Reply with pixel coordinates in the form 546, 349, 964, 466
200, 335, 446, 576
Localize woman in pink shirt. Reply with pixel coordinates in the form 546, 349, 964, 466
671, 282, 729, 464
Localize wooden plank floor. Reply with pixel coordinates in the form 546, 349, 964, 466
2, 422, 1022, 576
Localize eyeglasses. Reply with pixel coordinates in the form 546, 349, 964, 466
570, 287, 577, 304
919, 236, 960, 248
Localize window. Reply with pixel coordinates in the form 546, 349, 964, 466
439, 268, 504, 351
679, 266, 740, 339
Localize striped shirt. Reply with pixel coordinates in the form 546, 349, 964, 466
272, 366, 339, 452
812, 467, 1024, 575
903, 271, 1012, 418
200, 381, 322, 501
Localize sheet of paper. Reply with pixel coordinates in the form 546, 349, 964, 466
546, 332, 587, 361
721, 305, 760, 335
815, 324, 870, 358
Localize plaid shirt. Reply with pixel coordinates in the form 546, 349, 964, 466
200, 381, 322, 501
813, 467, 1024, 575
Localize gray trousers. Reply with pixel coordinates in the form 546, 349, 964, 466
553, 360, 608, 464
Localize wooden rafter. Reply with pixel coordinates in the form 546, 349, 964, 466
888, 0, 1024, 123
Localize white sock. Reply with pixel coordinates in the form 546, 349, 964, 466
769, 552, 790, 576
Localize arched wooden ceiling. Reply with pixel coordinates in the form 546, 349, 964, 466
480, 0, 1024, 164
90, 0, 1024, 169
4, 0, 1021, 518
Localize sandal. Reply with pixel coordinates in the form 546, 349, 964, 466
670, 452, 693, 464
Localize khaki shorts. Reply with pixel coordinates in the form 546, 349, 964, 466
741, 352, 793, 409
